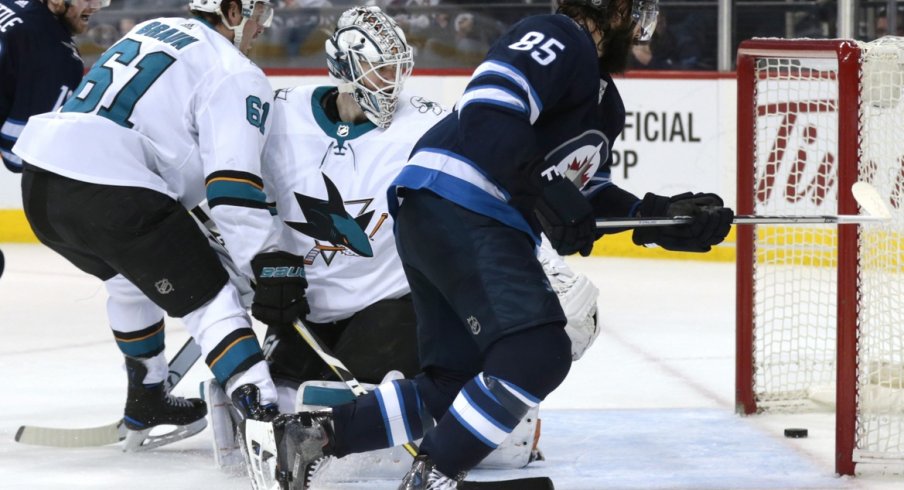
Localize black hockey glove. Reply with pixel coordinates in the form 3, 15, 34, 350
534, 172, 595, 257
631, 192, 734, 252
250, 251, 310, 326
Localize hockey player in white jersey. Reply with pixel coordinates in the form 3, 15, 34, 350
13, 0, 302, 450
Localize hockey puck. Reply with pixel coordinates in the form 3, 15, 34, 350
0, 248, 4, 279
784, 428, 808, 438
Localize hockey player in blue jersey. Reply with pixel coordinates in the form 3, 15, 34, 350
0, 0, 109, 283
242, 1, 734, 488
0, 0, 109, 172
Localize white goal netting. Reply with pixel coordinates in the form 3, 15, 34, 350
745, 37, 904, 469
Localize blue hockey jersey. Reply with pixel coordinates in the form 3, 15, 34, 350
390, 13, 635, 243
0, 0, 83, 171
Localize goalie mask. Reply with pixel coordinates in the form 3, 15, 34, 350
325, 6, 414, 128
188, 0, 274, 49
558, 0, 659, 43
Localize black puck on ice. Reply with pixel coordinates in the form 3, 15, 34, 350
784, 428, 808, 438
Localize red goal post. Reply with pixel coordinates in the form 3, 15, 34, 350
736, 38, 904, 476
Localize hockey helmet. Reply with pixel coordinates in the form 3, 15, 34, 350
325, 6, 414, 129
558, 0, 659, 43
188, 0, 274, 48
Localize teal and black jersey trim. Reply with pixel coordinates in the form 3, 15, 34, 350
205, 170, 275, 214
205, 327, 264, 383
113, 319, 166, 358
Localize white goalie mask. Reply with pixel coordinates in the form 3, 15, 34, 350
188, 0, 274, 49
325, 6, 414, 128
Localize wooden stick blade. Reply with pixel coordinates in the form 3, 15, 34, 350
852, 181, 892, 219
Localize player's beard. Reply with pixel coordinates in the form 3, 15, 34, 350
59, 8, 91, 35
598, 23, 635, 74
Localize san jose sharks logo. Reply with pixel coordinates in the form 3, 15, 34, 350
285, 173, 378, 264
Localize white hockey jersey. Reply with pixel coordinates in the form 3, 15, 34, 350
262, 85, 446, 323
13, 17, 281, 278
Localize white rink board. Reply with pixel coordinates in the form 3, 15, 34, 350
0, 75, 736, 209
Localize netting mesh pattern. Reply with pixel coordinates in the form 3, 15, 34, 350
750, 38, 904, 466
854, 38, 904, 464
752, 56, 840, 411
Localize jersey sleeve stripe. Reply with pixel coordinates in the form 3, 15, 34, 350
205, 170, 264, 189
2, 119, 26, 140
1, 148, 23, 168
206, 180, 268, 206
459, 86, 529, 118
471, 60, 542, 123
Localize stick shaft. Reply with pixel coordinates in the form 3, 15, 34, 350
595, 214, 888, 229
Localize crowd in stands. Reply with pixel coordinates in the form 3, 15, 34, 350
75, 0, 901, 70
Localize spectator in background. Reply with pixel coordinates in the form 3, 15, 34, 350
630, 11, 709, 70
875, 7, 904, 39
279, 0, 331, 58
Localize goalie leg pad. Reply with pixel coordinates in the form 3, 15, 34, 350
202, 378, 245, 468
539, 237, 601, 361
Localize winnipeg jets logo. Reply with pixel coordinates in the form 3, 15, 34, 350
15, 1, 28, 8
337, 124, 350, 137
545, 130, 608, 189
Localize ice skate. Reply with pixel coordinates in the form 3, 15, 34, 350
399, 454, 464, 490
122, 356, 207, 451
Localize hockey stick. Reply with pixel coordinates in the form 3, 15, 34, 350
291, 318, 420, 457
14, 338, 202, 448
595, 182, 891, 229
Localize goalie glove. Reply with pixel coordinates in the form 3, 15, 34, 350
539, 237, 600, 361
631, 192, 734, 252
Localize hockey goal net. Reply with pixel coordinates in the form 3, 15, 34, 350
736, 38, 904, 476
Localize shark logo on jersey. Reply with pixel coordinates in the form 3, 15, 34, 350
410, 96, 443, 115
285, 173, 376, 262
545, 130, 608, 189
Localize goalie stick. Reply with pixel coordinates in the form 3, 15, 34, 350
291, 318, 420, 458
595, 181, 891, 229
292, 321, 555, 486
14, 338, 201, 448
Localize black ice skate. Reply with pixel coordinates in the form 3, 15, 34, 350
399, 454, 465, 490
240, 399, 335, 490
122, 356, 207, 451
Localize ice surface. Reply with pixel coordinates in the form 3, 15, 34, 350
0, 244, 898, 489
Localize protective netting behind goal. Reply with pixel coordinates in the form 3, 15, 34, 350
737, 38, 904, 475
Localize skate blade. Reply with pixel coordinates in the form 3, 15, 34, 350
123, 418, 208, 452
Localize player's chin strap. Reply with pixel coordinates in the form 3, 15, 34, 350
219, 12, 249, 49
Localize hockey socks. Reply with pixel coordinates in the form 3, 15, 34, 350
420, 373, 539, 477
331, 378, 432, 456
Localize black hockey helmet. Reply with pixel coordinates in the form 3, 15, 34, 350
558, 0, 659, 43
